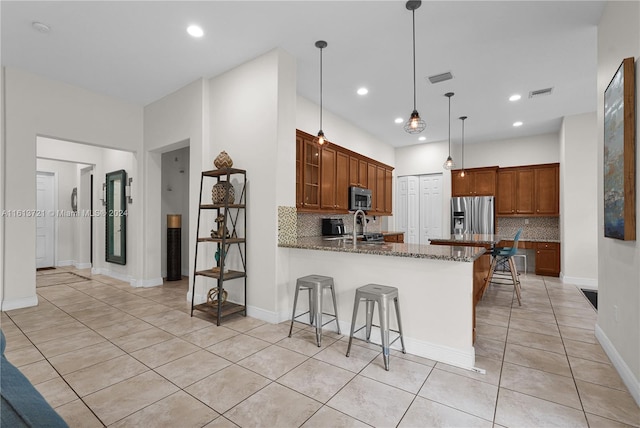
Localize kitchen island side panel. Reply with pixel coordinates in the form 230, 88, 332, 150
284, 248, 475, 368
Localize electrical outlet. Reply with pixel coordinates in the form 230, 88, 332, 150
524, 218, 529, 225
614, 305, 620, 322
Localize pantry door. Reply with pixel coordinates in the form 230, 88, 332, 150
36, 172, 55, 268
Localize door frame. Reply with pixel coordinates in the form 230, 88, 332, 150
36, 171, 58, 268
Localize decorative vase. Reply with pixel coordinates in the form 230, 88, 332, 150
211, 181, 235, 204
214, 151, 233, 169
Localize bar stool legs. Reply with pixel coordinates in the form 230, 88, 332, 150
288, 275, 340, 347
346, 284, 405, 371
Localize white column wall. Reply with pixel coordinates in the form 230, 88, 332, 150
143, 78, 207, 289
1, 68, 143, 310
559, 113, 598, 287
596, 1, 640, 405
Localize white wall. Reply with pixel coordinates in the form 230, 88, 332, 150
560, 113, 598, 287
596, 1, 640, 405
1, 68, 143, 310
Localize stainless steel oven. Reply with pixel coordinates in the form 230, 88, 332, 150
349, 186, 372, 211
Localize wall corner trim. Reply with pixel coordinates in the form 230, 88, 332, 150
595, 324, 640, 407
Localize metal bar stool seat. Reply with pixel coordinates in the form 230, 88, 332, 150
346, 284, 406, 370
288, 274, 340, 347
486, 228, 523, 305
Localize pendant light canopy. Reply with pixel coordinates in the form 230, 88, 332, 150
404, 1, 426, 134
316, 40, 328, 146
459, 116, 467, 177
443, 92, 456, 170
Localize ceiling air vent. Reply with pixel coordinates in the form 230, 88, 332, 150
427, 71, 453, 84
529, 87, 553, 98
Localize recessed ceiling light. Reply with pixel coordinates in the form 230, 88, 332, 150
32, 21, 51, 33
357, 87, 369, 96
187, 25, 204, 38
509, 94, 521, 101
418, 136, 426, 141
513, 121, 523, 127
394, 117, 403, 124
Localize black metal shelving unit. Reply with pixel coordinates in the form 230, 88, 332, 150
191, 168, 247, 325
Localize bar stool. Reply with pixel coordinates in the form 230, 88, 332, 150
346, 284, 405, 371
288, 274, 340, 347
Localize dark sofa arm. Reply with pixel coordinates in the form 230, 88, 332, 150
1, 329, 69, 427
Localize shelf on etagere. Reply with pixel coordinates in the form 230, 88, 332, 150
202, 168, 246, 177
194, 269, 247, 280
193, 301, 246, 318
197, 237, 245, 244
199, 203, 246, 210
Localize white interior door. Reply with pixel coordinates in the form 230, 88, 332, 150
419, 174, 443, 244
407, 176, 419, 244
36, 172, 55, 268
396, 176, 408, 236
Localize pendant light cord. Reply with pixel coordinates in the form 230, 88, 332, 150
461, 118, 465, 169
319, 46, 323, 131
412, 9, 417, 111
448, 95, 451, 153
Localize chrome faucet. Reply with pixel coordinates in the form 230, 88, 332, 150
353, 209, 366, 241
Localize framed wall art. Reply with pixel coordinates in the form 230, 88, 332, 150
604, 57, 636, 240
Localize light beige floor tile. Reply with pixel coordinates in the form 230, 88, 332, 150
568, 356, 627, 391
18, 359, 59, 385
504, 343, 572, 377
313, 340, 380, 373
576, 380, 640, 426
507, 327, 566, 354
277, 330, 339, 357
55, 399, 104, 428
418, 368, 498, 421
36, 330, 107, 358
203, 416, 240, 428
245, 321, 297, 343
500, 362, 582, 409
512, 300, 554, 314
301, 406, 370, 428
238, 344, 308, 380
555, 313, 597, 330
585, 412, 638, 428
4, 344, 45, 367
279, 358, 355, 403
110, 327, 174, 353
558, 324, 599, 344
48, 341, 126, 375
206, 334, 271, 362
118, 302, 170, 317
552, 305, 597, 319
476, 322, 508, 342
389, 349, 437, 367
154, 349, 231, 388
435, 355, 503, 386
140, 309, 190, 326
475, 312, 510, 328
92, 318, 154, 339
64, 354, 148, 396
510, 307, 557, 324
564, 339, 610, 364
181, 325, 238, 347
474, 337, 506, 361
495, 388, 588, 427
507, 317, 561, 337
399, 396, 492, 428
83, 371, 179, 425
225, 382, 321, 427
185, 365, 270, 414
110, 390, 218, 428
157, 315, 214, 336
328, 375, 414, 427
552, 299, 596, 310
24, 321, 91, 344
360, 354, 432, 394
130, 337, 200, 368
1, 332, 32, 351
34, 377, 79, 408
221, 315, 266, 332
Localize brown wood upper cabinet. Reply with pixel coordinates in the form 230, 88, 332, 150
296, 129, 394, 215
497, 163, 559, 217
451, 166, 498, 196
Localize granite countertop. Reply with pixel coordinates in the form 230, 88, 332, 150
428, 234, 502, 245
381, 231, 404, 236
279, 236, 486, 262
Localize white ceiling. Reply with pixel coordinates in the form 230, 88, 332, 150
1, 1, 606, 147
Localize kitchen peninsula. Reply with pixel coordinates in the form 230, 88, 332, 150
279, 237, 487, 369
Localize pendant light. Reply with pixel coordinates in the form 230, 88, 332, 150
404, 1, 426, 134
443, 92, 456, 170
315, 40, 328, 146
459, 116, 467, 177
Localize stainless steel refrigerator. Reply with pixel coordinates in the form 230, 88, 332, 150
451, 196, 495, 235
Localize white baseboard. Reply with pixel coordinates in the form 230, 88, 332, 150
1, 295, 39, 311
74, 262, 92, 270
56, 260, 75, 267
246, 305, 280, 324
90, 267, 162, 288
561, 274, 598, 289
595, 324, 640, 406
131, 277, 163, 288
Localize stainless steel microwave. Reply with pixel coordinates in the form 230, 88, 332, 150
349, 186, 372, 211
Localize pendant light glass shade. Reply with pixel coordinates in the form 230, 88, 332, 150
459, 116, 467, 177
443, 92, 455, 170
404, 1, 426, 134
315, 40, 328, 146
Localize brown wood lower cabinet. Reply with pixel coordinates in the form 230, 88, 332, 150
535, 242, 560, 277
383, 233, 404, 243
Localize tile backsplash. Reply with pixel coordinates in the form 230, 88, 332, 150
497, 217, 559, 241
277, 206, 297, 245
296, 212, 382, 237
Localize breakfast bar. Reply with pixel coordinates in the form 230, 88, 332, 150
279, 237, 487, 369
